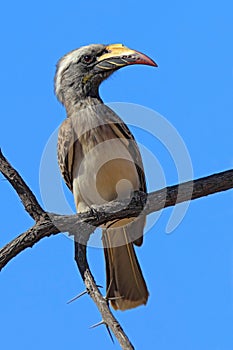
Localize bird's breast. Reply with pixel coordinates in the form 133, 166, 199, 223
72, 123, 139, 211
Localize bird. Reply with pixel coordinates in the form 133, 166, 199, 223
55, 43, 157, 310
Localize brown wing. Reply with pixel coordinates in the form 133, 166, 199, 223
57, 118, 76, 192
110, 121, 147, 194
103, 108, 147, 246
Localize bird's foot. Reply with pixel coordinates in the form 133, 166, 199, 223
89, 205, 102, 223
131, 190, 147, 208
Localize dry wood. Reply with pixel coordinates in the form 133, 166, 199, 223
1, 149, 232, 349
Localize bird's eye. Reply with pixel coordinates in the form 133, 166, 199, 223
82, 55, 93, 64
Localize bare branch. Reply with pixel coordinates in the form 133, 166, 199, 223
0, 221, 59, 269
0, 154, 232, 270
74, 242, 134, 349
0, 149, 45, 221
1, 150, 233, 350
84, 268, 135, 349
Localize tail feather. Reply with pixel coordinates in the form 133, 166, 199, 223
103, 225, 148, 310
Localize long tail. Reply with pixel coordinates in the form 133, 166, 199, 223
103, 224, 149, 310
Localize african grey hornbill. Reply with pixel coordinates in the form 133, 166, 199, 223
55, 43, 157, 310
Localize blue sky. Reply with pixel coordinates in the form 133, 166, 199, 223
0, 1, 233, 349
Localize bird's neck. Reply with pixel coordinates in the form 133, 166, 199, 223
58, 70, 105, 117
64, 93, 103, 118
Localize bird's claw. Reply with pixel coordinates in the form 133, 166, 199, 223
89, 205, 102, 222
131, 190, 147, 208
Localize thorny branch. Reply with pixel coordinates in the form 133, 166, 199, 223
0, 149, 233, 349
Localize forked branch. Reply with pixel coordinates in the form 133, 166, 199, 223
0, 149, 232, 350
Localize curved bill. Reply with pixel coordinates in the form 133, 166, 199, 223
95, 43, 158, 71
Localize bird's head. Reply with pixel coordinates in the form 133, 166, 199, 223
54, 43, 157, 106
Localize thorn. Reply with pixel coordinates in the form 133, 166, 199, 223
67, 290, 87, 304
105, 278, 114, 299
90, 320, 114, 344
90, 320, 105, 329
96, 285, 103, 289
107, 295, 124, 301
106, 325, 114, 344
67, 285, 102, 303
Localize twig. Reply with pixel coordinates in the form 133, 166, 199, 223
0, 149, 45, 221
74, 240, 134, 349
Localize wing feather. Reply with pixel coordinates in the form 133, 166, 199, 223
57, 118, 75, 192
